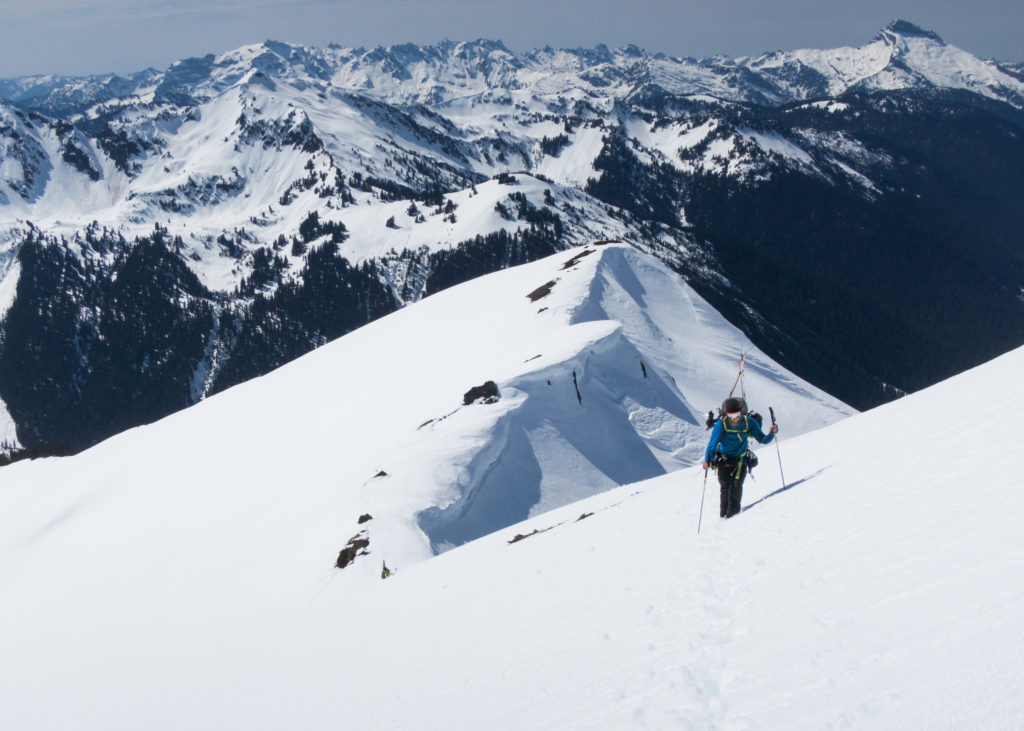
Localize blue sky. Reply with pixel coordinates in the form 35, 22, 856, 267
0, 0, 1020, 78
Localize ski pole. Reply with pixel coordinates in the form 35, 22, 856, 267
697, 467, 708, 534
769, 407, 786, 490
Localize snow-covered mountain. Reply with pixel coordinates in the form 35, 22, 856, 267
1, 20, 1022, 454
746, 20, 1024, 105
5, 22, 1023, 112
1, 242, 1020, 729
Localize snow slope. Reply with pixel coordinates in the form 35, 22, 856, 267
0, 270, 1018, 729
271, 344, 1024, 730
22, 246, 1024, 728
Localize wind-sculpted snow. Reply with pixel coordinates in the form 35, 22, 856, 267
418, 326, 689, 553
414, 246, 846, 555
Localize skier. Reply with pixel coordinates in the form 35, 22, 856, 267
702, 397, 778, 518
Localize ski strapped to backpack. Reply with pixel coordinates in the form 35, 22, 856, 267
705, 351, 755, 429
705, 350, 762, 476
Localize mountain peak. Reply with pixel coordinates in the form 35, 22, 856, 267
880, 19, 945, 44
461, 38, 513, 54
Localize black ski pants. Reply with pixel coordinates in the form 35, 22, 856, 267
716, 457, 747, 518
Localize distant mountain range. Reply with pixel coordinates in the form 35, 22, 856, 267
1, 20, 1022, 454
4, 21, 1023, 112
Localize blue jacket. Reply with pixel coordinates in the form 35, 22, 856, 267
705, 414, 774, 463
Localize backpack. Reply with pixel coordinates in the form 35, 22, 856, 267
706, 397, 763, 431
706, 398, 762, 474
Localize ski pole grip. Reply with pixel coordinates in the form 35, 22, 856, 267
769, 407, 776, 425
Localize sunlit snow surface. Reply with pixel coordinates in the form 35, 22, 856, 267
4, 245, 1019, 729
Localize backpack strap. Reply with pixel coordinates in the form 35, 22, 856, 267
721, 415, 749, 435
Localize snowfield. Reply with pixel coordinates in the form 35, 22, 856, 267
313, 343, 1024, 731
1, 244, 1021, 729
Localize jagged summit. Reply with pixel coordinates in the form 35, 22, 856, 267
882, 19, 946, 44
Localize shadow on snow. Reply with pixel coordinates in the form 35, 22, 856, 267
742, 467, 829, 513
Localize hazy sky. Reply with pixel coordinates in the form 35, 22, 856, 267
1, 0, 1020, 78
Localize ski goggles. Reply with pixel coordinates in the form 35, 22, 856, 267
725, 411, 742, 419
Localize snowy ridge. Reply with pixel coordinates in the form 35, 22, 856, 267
0, 242, 847, 572
374, 244, 847, 564
0, 244, 1020, 727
